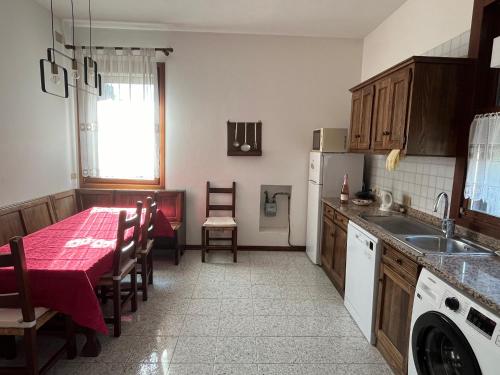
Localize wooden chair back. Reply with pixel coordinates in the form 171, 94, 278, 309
0, 197, 56, 246
114, 190, 157, 208
51, 190, 78, 222
112, 201, 142, 276
0, 237, 35, 323
206, 181, 236, 218
141, 197, 158, 250
76, 189, 114, 211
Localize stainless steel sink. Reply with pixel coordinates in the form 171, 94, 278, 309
404, 235, 491, 255
359, 213, 493, 256
360, 214, 441, 236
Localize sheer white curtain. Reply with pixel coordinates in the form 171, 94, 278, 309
78, 48, 160, 180
464, 113, 500, 216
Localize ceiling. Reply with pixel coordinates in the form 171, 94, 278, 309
34, 0, 406, 38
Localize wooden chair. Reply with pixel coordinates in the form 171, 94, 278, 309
201, 182, 238, 263
97, 202, 142, 337
137, 197, 157, 301
0, 237, 76, 375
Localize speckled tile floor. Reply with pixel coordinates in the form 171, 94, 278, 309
3, 250, 393, 374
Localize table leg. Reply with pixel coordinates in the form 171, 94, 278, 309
175, 244, 180, 265
80, 329, 101, 357
0, 335, 16, 359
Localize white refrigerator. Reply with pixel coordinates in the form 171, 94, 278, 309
306, 151, 364, 264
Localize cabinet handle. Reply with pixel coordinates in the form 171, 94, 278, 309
355, 134, 361, 138
383, 131, 391, 136
395, 258, 402, 264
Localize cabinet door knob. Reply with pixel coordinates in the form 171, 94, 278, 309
395, 258, 402, 264
383, 131, 391, 136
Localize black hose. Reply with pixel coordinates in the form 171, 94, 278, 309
272, 192, 295, 247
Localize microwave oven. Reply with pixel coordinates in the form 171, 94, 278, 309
312, 128, 347, 152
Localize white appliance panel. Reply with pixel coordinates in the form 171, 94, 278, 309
321, 153, 364, 197
306, 181, 322, 264
305, 152, 364, 266
408, 269, 500, 375
308, 152, 323, 184
344, 221, 381, 344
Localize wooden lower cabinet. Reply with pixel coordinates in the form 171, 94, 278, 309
375, 243, 419, 375
321, 215, 335, 272
321, 210, 347, 297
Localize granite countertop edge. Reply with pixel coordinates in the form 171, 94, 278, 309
322, 197, 500, 315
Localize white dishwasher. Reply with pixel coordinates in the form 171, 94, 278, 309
344, 221, 381, 345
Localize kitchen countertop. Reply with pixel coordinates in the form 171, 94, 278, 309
322, 197, 500, 315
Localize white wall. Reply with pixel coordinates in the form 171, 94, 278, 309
74, 28, 362, 246
0, 0, 77, 207
361, 0, 474, 80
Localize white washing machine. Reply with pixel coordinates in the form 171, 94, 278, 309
409, 268, 500, 375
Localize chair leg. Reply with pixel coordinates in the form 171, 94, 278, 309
174, 243, 180, 265
206, 229, 210, 252
113, 280, 122, 337
233, 227, 238, 263
148, 250, 154, 285
65, 315, 77, 360
101, 286, 108, 304
131, 267, 138, 312
23, 327, 38, 375
0, 335, 16, 359
141, 256, 149, 301
201, 227, 206, 262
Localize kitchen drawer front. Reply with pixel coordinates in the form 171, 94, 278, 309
324, 204, 335, 221
333, 211, 349, 231
382, 243, 418, 284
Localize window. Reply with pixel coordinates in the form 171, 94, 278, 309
464, 113, 500, 217
77, 49, 165, 189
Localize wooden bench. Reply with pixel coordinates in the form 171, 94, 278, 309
0, 189, 186, 263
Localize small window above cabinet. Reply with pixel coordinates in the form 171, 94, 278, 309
348, 57, 474, 156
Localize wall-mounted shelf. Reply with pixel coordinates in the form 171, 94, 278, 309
227, 121, 262, 156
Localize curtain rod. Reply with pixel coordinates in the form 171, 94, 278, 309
65, 44, 173, 56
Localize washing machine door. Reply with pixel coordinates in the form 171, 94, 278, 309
412, 311, 482, 375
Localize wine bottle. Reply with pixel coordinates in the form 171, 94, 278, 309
340, 174, 349, 204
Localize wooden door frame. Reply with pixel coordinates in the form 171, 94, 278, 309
449, 0, 500, 238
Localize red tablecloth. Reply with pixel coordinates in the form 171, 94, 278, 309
152, 210, 175, 238
0, 207, 140, 334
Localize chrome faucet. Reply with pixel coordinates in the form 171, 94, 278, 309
433, 192, 455, 238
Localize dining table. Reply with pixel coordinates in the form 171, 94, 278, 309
0, 206, 175, 357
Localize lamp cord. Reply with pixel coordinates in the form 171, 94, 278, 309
50, 0, 55, 62
88, 0, 92, 59
71, 0, 75, 59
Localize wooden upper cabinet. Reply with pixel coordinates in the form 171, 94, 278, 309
372, 77, 392, 151
371, 69, 411, 152
382, 67, 412, 151
349, 86, 374, 151
349, 56, 473, 156
349, 90, 362, 150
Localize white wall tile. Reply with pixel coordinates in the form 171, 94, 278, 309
365, 155, 456, 217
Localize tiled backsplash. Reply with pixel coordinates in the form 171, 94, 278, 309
422, 30, 470, 58
363, 31, 470, 218
365, 155, 456, 217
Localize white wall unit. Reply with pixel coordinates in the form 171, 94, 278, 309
72, 28, 362, 246
0, 0, 77, 207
